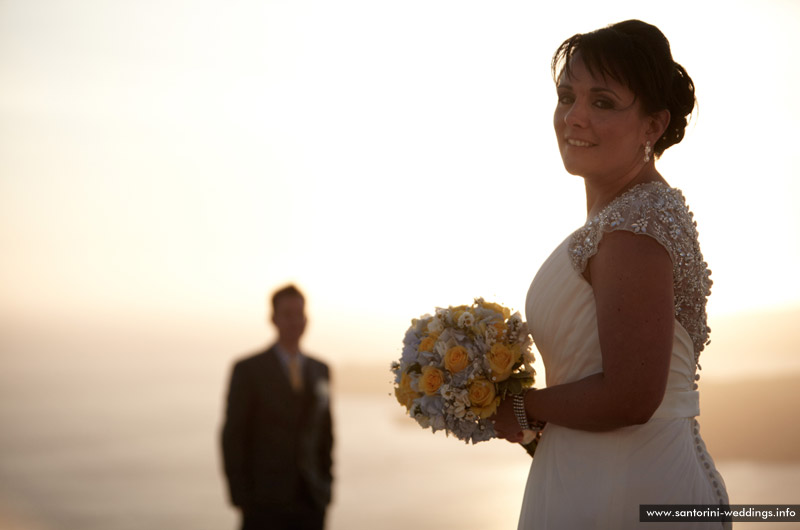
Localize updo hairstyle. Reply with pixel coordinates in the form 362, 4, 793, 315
552, 20, 696, 158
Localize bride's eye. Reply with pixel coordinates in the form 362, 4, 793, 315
557, 92, 574, 105
593, 98, 616, 110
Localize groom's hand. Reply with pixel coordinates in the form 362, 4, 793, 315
490, 396, 524, 443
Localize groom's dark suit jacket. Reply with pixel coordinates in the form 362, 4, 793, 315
221, 345, 333, 511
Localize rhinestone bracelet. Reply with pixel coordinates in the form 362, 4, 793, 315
513, 392, 530, 431
513, 391, 546, 433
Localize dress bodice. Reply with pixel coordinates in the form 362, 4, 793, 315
526, 182, 712, 419
568, 181, 712, 367
527, 236, 700, 418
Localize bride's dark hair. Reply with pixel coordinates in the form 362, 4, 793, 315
552, 20, 696, 158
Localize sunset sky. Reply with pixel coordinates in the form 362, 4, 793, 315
2, 0, 799, 373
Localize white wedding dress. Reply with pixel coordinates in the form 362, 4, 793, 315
519, 182, 729, 529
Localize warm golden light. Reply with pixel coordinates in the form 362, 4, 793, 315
1, 1, 798, 528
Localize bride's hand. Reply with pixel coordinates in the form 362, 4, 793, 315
490, 396, 525, 444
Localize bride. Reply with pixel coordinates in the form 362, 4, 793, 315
491, 20, 730, 529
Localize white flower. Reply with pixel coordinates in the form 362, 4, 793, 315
315, 380, 330, 404
457, 311, 475, 328
522, 348, 536, 365
448, 401, 467, 419
427, 317, 444, 334
485, 325, 498, 345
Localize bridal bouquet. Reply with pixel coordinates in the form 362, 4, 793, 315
391, 298, 536, 444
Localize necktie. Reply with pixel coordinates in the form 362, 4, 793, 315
288, 354, 303, 392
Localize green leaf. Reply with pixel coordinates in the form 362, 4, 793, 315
407, 363, 422, 375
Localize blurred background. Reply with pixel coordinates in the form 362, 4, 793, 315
1, 0, 799, 528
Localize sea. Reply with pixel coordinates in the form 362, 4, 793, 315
1, 364, 798, 530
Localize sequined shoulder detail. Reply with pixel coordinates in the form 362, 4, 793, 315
568, 182, 713, 364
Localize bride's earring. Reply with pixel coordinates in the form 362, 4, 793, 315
643, 141, 652, 163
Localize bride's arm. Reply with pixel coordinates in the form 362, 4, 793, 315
495, 229, 674, 438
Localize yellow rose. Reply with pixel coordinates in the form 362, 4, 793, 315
468, 378, 499, 418
480, 301, 511, 319
418, 335, 437, 353
419, 365, 445, 396
492, 321, 507, 338
486, 343, 520, 382
443, 346, 469, 373
394, 371, 421, 409
450, 305, 468, 324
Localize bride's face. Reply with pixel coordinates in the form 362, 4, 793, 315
553, 56, 651, 181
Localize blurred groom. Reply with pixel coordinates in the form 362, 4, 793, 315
221, 285, 333, 530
